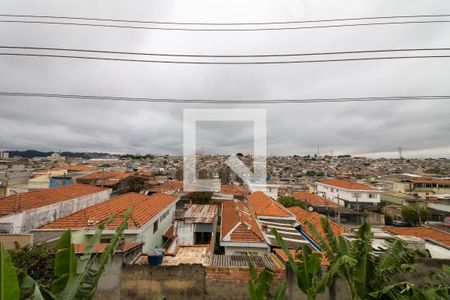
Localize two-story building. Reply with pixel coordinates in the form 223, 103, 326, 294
34, 192, 178, 254
317, 179, 381, 211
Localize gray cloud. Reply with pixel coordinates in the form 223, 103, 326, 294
0, 0, 450, 158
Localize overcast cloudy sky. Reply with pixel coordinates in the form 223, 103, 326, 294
1, 0, 450, 158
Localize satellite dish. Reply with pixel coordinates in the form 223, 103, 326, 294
308, 206, 313, 212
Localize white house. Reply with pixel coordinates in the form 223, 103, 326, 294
316, 179, 381, 211
0, 184, 112, 234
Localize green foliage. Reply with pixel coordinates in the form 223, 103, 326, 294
306, 217, 422, 300
401, 206, 431, 225
277, 196, 305, 209
187, 192, 213, 204
123, 175, 148, 192
8, 243, 55, 287
1, 208, 132, 300
0, 243, 20, 300
247, 255, 286, 300
273, 230, 330, 300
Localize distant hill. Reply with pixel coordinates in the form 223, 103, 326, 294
7, 150, 113, 159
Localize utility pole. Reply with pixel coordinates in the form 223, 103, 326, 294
399, 146, 403, 159
317, 145, 320, 157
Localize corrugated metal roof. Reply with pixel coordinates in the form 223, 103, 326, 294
184, 204, 218, 223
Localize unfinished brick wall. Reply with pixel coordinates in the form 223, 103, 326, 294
205, 267, 285, 300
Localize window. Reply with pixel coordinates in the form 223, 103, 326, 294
368, 193, 377, 199
330, 188, 334, 192
100, 238, 111, 243
153, 220, 159, 233
353, 193, 362, 198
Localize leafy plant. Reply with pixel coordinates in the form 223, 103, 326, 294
401, 206, 431, 225
277, 196, 305, 209
0, 207, 132, 300
0, 243, 20, 300
247, 255, 286, 300
305, 217, 419, 300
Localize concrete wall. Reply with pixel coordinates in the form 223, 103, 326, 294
317, 183, 380, 204
0, 189, 112, 233
0, 234, 30, 249
94, 258, 450, 300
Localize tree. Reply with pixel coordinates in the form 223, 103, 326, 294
0, 208, 133, 300
277, 196, 305, 209
272, 217, 431, 300
247, 255, 286, 300
123, 176, 148, 193
186, 192, 213, 204
402, 206, 431, 225
9, 244, 55, 299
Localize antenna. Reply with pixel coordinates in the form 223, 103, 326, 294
399, 146, 403, 159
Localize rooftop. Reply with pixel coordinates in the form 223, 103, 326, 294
220, 184, 248, 196
384, 226, 450, 246
318, 179, 376, 191
0, 184, 110, 215
39, 192, 177, 230
288, 206, 348, 244
246, 191, 293, 218
151, 180, 183, 193
183, 204, 218, 224
292, 192, 339, 208
221, 200, 264, 243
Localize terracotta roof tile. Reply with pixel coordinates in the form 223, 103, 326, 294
288, 206, 348, 244
246, 191, 293, 218
384, 226, 450, 246
319, 179, 376, 190
0, 184, 110, 215
151, 180, 183, 193
221, 200, 265, 243
293, 192, 339, 208
39, 192, 178, 230
220, 184, 248, 196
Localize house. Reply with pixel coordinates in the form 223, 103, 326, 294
292, 192, 339, 215
0, 184, 111, 234
147, 180, 183, 195
76, 171, 132, 190
220, 200, 269, 255
246, 191, 308, 249
317, 179, 381, 211
395, 178, 450, 197
35, 192, 178, 253
288, 206, 348, 249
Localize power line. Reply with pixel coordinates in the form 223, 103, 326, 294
1, 19, 449, 32
1, 13, 450, 25
1, 45, 450, 58
1, 92, 449, 104
1, 51, 450, 65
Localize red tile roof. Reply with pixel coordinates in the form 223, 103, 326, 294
151, 180, 183, 193
319, 179, 376, 191
40, 192, 178, 230
0, 184, 110, 215
410, 178, 450, 185
246, 191, 293, 218
77, 171, 131, 181
220, 184, 248, 196
384, 226, 450, 246
221, 200, 265, 243
293, 192, 339, 208
288, 206, 348, 244
65, 165, 98, 172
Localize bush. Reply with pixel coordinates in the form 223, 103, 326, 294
401, 206, 431, 225
278, 196, 305, 209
